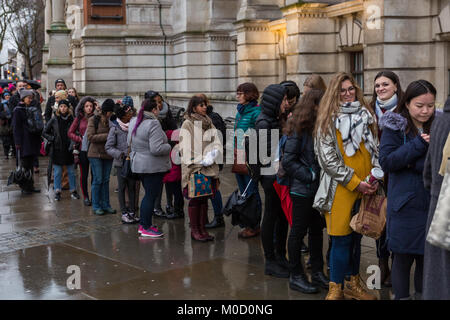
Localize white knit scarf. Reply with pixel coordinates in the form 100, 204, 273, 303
335, 101, 377, 158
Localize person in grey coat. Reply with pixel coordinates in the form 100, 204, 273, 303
105, 104, 139, 225
128, 99, 171, 238
423, 97, 450, 300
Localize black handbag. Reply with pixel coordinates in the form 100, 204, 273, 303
120, 136, 139, 180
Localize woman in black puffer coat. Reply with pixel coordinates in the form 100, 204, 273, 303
253, 84, 290, 279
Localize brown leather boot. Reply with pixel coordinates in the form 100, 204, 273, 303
199, 203, 214, 241
188, 206, 208, 242
343, 275, 378, 300
325, 282, 344, 300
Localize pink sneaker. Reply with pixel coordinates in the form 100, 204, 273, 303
140, 225, 163, 238
138, 225, 144, 234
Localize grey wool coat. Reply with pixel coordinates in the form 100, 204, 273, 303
422, 98, 450, 300
127, 113, 171, 174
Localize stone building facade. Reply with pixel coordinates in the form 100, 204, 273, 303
42, 0, 450, 116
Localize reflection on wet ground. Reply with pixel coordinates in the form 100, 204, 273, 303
0, 156, 392, 300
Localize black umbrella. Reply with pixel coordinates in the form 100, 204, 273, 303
46, 156, 53, 191
223, 179, 261, 227
0, 79, 14, 89
26, 80, 41, 90
7, 150, 33, 188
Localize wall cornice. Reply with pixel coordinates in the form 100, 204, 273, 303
326, 0, 363, 18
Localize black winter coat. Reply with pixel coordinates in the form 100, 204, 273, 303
252, 84, 287, 178
43, 114, 75, 165
12, 103, 41, 158
282, 132, 320, 198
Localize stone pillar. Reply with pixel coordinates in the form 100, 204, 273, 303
234, 19, 278, 91
46, 0, 73, 93
282, 3, 337, 91
41, 0, 52, 99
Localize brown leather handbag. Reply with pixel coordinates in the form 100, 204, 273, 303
231, 137, 249, 175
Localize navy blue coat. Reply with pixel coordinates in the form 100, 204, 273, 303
379, 112, 430, 255
12, 103, 41, 158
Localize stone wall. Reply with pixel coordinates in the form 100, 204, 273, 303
45, 0, 450, 115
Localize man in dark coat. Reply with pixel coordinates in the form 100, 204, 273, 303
423, 98, 450, 300
44, 79, 77, 122
12, 89, 41, 194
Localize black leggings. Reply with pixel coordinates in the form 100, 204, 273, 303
260, 176, 288, 260
391, 253, 423, 299
288, 195, 325, 275
166, 181, 184, 210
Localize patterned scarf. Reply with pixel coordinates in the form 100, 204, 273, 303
335, 101, 377, 158
375, 93, 398, 120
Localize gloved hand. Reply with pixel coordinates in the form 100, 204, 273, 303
201, 149, 218, 167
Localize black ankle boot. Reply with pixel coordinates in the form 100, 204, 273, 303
275, 253, 289, 270
264, 259, 289, 278
289, 274, 319, 294
205, 216, 224, 228
311, 271, 330, 289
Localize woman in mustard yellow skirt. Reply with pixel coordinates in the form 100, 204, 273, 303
314, 72, 380, 300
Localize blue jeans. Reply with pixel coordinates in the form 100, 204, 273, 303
88, 158, 113, 211
210, 189, 223, 217
235, 173, 262, 228
53, 164, 77, 192
140, 173, 165, 229
329, 232, 362, 284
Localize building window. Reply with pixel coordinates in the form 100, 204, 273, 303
84, 0, 125, 25
91, 0, 122, 5
351, 51, 364, 90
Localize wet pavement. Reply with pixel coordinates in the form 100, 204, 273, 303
0, 155, 392, 300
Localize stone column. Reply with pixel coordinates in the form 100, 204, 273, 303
41, 0, 52, 98
46, 0, 73, 93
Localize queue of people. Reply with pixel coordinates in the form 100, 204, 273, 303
2, 71, 449, 301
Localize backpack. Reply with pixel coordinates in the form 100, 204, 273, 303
26, 106, 44, 135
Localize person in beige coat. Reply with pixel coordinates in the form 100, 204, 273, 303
180, 95, 222, 242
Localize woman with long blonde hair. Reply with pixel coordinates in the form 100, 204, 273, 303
314, 72, 379, 300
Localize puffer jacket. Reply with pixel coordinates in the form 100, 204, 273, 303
127, 112, 171, 174
251, 84, 287, 178
105, 120, 129, 167
282, 132, 320, 198
313, 110, 381, 213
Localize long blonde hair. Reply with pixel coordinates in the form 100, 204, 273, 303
314, 72, 377, 138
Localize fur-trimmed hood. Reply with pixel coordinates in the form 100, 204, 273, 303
379, 111, 407, 132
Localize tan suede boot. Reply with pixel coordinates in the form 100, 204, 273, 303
325, 282, 345, 300
343, 275, 378, 300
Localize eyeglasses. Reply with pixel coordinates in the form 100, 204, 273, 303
340, 86, 355, 94
236, 92, 244, 96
